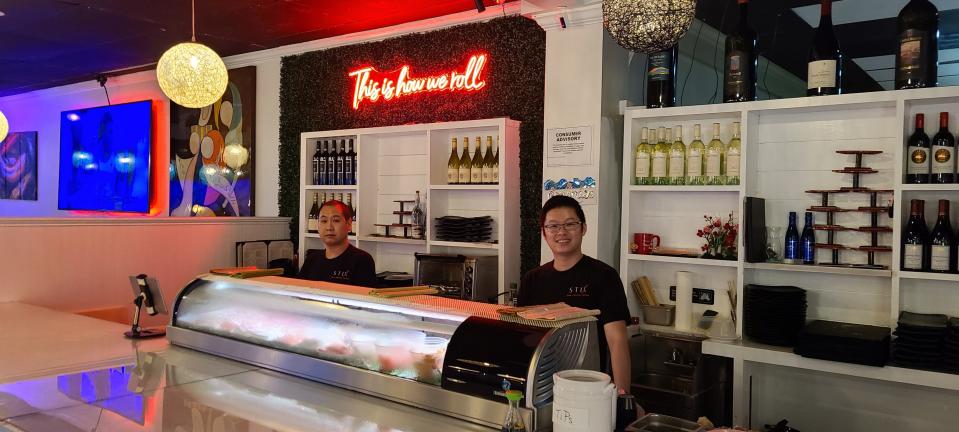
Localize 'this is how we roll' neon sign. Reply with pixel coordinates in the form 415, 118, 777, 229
348, 53, 488, 109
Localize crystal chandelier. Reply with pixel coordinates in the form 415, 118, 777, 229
603, 0, 698, 53
156, 0, 228, 108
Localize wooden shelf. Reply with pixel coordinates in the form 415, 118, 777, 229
836, 150, 883, 155
898, 271, 959, 282
900, 183, 959, 191
809, 206, 892, 213
356, 235, 426, 245
428, 184, 500, 191
430, 240, 500, 250
628, 185, 740, 192
744, 262, 892, 277
833, 167, 878, 174
304, 184, 358, 190
627, 254, 739, 268
702, 338, 959, 392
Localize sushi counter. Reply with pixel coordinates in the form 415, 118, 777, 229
166, 275, 599, 431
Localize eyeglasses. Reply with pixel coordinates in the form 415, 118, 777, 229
543, 221, 582, 233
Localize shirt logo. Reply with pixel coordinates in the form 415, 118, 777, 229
331, 270, 351, 279
567, 285, 589, 297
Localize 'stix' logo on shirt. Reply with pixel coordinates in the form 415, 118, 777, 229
331, 270, 351, 279
567, 285, 589, 296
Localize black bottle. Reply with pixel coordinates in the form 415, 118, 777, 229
807, 0, 842, 96
646, 45, 678, 108
896, 0, 939, 89
724, 0, 757, 103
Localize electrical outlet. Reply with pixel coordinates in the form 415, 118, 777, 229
669, 286, 715, 305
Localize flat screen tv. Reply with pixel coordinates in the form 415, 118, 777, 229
58, 100, 153, 213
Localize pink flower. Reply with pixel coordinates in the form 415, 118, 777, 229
696, 230, 704, 237
714, 220, 721, 227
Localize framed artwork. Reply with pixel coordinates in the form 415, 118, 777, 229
58, 101, 153, 212
170, 66, 256, 216
1, 131, 38, 201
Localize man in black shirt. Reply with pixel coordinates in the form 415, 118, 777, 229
298, 200, 376, 287
518, 196, 631, 393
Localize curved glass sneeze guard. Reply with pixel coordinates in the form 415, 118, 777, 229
173, 277, 467, 386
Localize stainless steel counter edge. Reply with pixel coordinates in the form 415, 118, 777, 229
167, 326, 545, 430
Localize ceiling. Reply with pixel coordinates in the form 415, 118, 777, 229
0, 0, 512, 97
697, 0, 959, 92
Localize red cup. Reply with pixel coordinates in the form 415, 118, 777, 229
633, 233, 661, 254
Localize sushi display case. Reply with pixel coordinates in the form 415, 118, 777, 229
167, 275, 599, 431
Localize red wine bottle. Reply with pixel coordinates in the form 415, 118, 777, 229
930, 200, 956, 273
646, 45, 677, 108
896, 0, 939, 89
724, 0, 757, 103
931, 112, 955, 183
902, 199, 929, 271
906, 113, 931, 184
807, 0, 842, 96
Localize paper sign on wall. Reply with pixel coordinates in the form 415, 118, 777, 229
547, 126, 592, 167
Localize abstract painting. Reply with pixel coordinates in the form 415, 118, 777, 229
170, 66, 256, 216
0, 131, 38, 200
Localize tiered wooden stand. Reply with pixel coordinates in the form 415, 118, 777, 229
806, 150, 894, 269
372, 200, 420, 239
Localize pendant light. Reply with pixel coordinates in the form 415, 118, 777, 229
156, 0, 228, 108
603, 0, 697, 53
0, 110, 7, 142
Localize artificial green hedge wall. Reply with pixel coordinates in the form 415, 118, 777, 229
278, 16, 545, 276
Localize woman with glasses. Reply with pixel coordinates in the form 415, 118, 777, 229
517, 195, 631, 393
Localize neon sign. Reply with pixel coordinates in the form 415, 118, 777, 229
348, 54, 488, 109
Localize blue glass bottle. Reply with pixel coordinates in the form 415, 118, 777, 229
784, 212, 800, 264
800, 212, 816, 264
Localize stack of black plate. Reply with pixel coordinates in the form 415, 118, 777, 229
891, 311, 947, 370
744, 284, 807, 347
434, 216, 494, 243
946, 318, 959, 372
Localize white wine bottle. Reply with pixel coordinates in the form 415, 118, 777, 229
687, 124, 706, 185
471, 136, 483, 184
482, 136, 494, 184
345, 192, 356, 235
458, 136, 472, 184
447, 138, 460, 184
706, 123, 726, 185
669, 125, 687, 185
492, 136, 500, 184
652, 127, 669, 185
634, 127, 652, 185
726, 122, 742, 185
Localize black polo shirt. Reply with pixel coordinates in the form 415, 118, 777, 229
297, 245, 376, 287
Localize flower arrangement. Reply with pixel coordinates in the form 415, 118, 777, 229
697, 213, 738, 260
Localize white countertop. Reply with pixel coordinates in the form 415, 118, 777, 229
0, 302, 493, 431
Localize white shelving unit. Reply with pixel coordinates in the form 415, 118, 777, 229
299, 118, 520, 300
620, 86, 959, 426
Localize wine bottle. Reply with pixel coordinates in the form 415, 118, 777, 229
458, 136, 472, 184
906, 113, 932, 184
687, 124, 706, 185
325, 140, 336, 187
931, 112, 955, 184
800, 212, 816, 265
706, 123, 726, 185
652, 127, 669, 185
896, 0, 939, 89
807, 0, 842, 96
669, 125, 687, 185
492, 136, 500, 184
447, 138, 460, 184
930, 199, 956, 273
312, 141, 322, 185
336, 140, 346, 185
412, 190, 426, 239
724, 0, 757, 103
902, 199, 930, 271
482, 136, 494, 184
635, 127, 653, 185
726, 122, 742, 185
308, 193, 319, 233
471, 137, 483, 184
345, 193, 356, 236
646, 45, 678, 108
784, 211, 801, 265
344, 139, 355, 186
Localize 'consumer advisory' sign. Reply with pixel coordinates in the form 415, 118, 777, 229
546, 126, 592, 167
